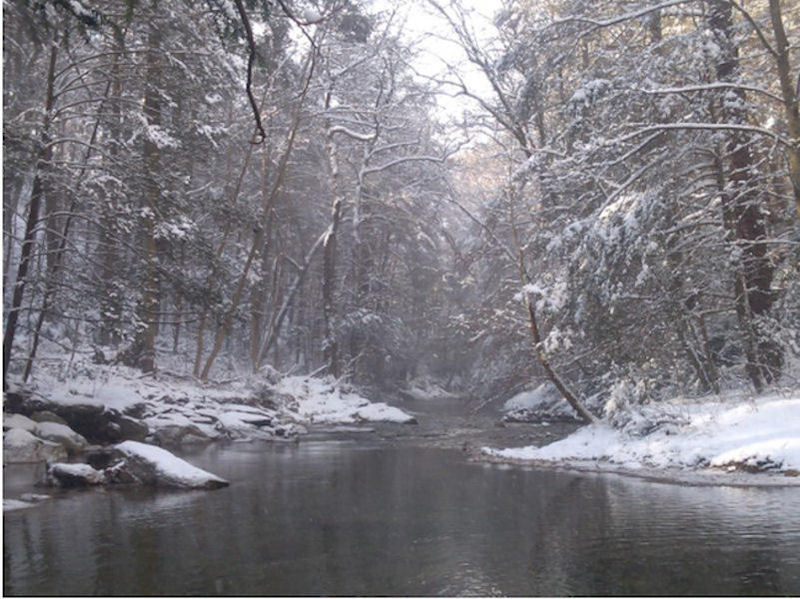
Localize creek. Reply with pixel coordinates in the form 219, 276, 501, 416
4, 434, 800, 595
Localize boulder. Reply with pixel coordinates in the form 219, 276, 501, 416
116, 415, 149, 441
46, 462, 105, 487
150, 423, 212, 446
111, 441, 229, 489
48, 403, 118, 443
29, 410, 68, 425
122, 402, 148, 420
3, 428, 67, 463
3, 413, 37, 433
4, 394, 150, 444
33, 421, 89, 455
84, 446, 117, 470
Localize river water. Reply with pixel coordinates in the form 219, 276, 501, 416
4, 438, 800, 596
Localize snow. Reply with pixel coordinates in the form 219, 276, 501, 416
4, 499, 34, 512
3, 413, 37, 432
402, 378, 458, 401
34, 421, 87, 445
9, 351, 416, 447
50, 462, 105, 484
25, 371, 144, 411
502, 383, 579, 421
4, 428, 41, 448
276, 376, 416, 424
115, 441, 229, 488
485, 395, 800, 479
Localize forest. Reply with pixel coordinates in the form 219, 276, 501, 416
4, 2, 800, 595
3, 0, 800, 420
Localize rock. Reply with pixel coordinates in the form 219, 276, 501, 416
111, 441, 229, 489
122, 402, 148, 420
216, 411, 276, 440
3, 413, 37, 433
44, 403, 111, 442
103, 459, 139, 484
4, 499, 34, 512
20, 493, 51, 503
3, 428, 67, 463
116, 415, 149, 441
33, 421, 89, 455
46, 462, 105, 487
150, 423, 211, 446
29, 410, 68, 425
3, 390, 31, 414
84, 446, 117, 469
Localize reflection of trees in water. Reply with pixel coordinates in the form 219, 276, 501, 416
4, 448, 800, 595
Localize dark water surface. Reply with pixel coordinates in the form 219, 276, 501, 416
4, 441, 800, 596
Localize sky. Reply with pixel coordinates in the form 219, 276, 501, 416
375, 0, 504, 118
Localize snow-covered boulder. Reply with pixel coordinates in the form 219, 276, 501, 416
29, 410, 68, 425
150, 423, 213, 446
4, 499, 34, 512
3, 413, 38, 433
33, 421, 88, 455
355, 403, 417, 424
46, 463, 105, 487
216, 409, 281, 440
3, 428, 67, 463
502, 384, 581, 423
111, 441, 229, 489
277, 376, 417, 425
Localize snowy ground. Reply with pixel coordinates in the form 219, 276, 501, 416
484, 393, 800, 485
5, 354, 416, 446
275, 376, 416, 425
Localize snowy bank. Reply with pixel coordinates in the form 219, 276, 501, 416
483, 395, 800, 482
275, 376, 417, 425
5, 360, 415, 448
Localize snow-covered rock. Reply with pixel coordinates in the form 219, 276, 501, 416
355, 403, 417, 424
20, 493, 51, 503
33, 421, 88, 454
401, 379, 458, 401
276, 376, 416, 425
46, 463, 106, 487
3, 413, 38, 433
4, 499, 34, 512
150, 423, 213, 445
502, 384, 581, 423
29, 410, 68, 425
112, 441, 229, 489
216, 410, 276, 439
3, 428, 67, 463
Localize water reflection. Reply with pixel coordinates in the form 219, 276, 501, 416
4, 442, 800, 596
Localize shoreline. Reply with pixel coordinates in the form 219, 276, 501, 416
476, 449, 800, 488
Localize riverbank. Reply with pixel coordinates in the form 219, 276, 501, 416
2, 357, 418, 470
482, 392, 800, 487
6, 353, 800, 490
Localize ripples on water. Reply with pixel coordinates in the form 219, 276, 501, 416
4, 441, 800, 596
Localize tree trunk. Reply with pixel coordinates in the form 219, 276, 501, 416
199, 49, 317, 381
768, 0, 800, 223
2, 41, 58, 390
98, 48, 125, 347
709, 1, 781, 390
130, 23, 163, 373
